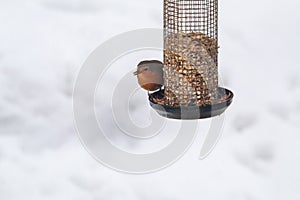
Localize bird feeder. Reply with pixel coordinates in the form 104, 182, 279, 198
148, 0, 233, 119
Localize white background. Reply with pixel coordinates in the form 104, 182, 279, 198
0, 0, 300, 199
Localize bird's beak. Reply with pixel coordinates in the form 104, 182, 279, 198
133, 71, 139, 76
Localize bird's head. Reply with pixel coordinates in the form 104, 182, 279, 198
133, 65, 150, 76
133, 60, 163, 76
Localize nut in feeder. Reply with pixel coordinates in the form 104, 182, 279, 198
136, 0, 233, 119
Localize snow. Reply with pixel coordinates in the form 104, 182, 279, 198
0, 0, 300, 199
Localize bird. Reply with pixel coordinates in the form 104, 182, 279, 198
133, 60, 164, 92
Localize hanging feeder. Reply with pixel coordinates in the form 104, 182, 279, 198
148, 0, 233, 120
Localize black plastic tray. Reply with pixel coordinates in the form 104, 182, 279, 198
149, 87, 234, 120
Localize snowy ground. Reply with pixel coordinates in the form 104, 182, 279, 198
0, 0, 300, 199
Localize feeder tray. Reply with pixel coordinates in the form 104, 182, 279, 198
149, 87, 233, 120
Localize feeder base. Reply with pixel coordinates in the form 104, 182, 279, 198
149, 87, 234, 120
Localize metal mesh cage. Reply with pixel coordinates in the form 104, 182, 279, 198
163, 0, 219, 106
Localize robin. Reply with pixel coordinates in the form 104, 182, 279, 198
133, 60, 164, 92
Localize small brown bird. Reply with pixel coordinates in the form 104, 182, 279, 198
133, 60, 164, 92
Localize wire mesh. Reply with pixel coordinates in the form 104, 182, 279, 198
163, 0, 219, 106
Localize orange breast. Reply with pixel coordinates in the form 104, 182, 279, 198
138, 72, 163, 91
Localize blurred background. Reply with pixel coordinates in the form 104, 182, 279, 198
0, 0, 300, 199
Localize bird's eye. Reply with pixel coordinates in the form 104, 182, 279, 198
144, 68, 149, 71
